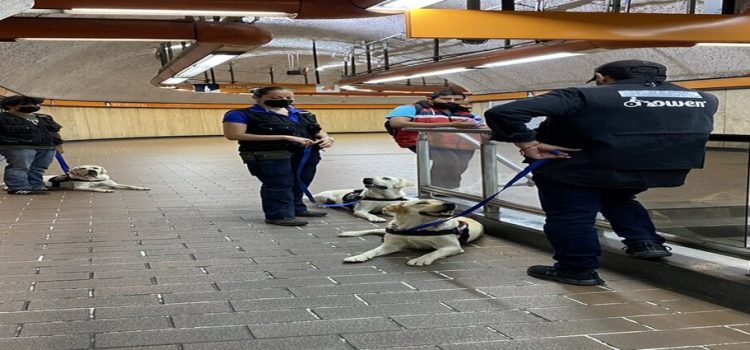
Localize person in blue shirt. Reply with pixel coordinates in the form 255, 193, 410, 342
223, 87, 335, 226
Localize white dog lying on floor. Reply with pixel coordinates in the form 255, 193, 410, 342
338, 199, 483, 266
313, 177, 415, 222
44, 165, 150, 193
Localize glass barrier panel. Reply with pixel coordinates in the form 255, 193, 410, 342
640, 142, 750, 248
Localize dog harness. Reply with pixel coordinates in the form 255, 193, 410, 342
333, 189, 409, 209
47, 174, 107, 188
47, 174, 71, 188
385, 221, 471, 244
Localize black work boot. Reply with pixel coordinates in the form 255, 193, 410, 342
624, 241, 672, 259
265, 218, 309, 226
527, 265, 605, 286
295, 211, 328, 217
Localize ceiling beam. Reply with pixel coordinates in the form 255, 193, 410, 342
32, 0, 386, 19
406, 9, 750, 43
0, 17, 271, 45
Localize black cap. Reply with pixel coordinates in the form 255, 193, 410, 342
586, 59, 667, 83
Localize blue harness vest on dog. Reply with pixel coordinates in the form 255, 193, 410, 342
385, 221, 471, 244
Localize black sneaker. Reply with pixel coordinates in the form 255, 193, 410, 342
623, 241, 672, 259
7, 190, 50, 195
296, 211, 328, 217
265, 218, 309, 226
527, 265, 605, 286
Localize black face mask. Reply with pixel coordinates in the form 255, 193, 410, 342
432, 102, 467, 114
263, 99, 293, 108
432, 102, 460, 110
17, 106, 40, 113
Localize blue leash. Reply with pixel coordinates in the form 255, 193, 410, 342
297, 146, 362, 208
55, 152, 70, 174
296, 145, 555, 219
405, 150, 560, 231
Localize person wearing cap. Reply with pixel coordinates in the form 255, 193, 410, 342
484, 59, 718, 286
0, 95, 64, 195
386, 87, 483, 189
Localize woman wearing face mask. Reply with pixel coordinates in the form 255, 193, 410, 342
0, 96, 64, 195
223, 86, 335, 227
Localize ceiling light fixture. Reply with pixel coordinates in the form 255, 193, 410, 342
340, 85, 375, 92
365, 67, 472, 84
174, 53, 240, 79
695, 42, 750, 47
316, 63, 346, 71
368, 0, 447, 13
160, 77, 189, 85
63, 8, 296, 18
475, 52, 583, 68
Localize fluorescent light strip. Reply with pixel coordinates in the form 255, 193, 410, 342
316, 63, 345, 71
174, 54, 237, 78
161, 77, 189, 85
368, 0, 446, 12
696, 42, 750, 47
476, 52, 583, 68
63, 8, 294, 17
364, 67, 472, 84
18, 38, 186, 42
340, 85, 375, 92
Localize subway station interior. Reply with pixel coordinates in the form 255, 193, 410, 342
1, 0, 750, 349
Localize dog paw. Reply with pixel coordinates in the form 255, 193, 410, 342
368, 217, 387, 223
407, 258, 434, 266
139, 188, 151, 191
338, 232, 357, 237
343, 255, 370, 263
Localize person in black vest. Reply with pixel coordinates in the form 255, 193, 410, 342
223, 86, 334, 226
0, 96, 64, 195
485, 60, 718, 286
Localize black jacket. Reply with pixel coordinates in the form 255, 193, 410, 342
485, 79, 718, 188
0, 112, 63, 147
230, 108, 322, 153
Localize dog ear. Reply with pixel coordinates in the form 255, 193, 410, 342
72, 168, 86, 177
383, 203, 408, 214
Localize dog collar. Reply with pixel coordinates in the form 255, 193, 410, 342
363, 196, 408, 201
343, 189, 408, 202
385, 221, 470, 244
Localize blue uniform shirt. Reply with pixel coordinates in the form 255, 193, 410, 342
223, 104, 302, 124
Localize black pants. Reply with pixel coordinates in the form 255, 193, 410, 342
534, 175, 665, 272
245, 151, 320, 219
429, 148, 475, 189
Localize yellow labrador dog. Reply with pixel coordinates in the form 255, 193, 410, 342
44, 165, 150, 193
338, 199, 483, 266
313, 177, 414, 222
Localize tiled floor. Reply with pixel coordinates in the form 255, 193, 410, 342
0, 134, 749, 350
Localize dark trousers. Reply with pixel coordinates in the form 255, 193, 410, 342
430, 148, 475, 189
245, 151, 320, 219
534, 175, 665, 272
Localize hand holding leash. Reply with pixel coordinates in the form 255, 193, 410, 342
517, 142, 579, 159
286, 136, 316, 147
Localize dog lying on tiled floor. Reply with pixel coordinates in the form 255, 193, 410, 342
313, 176, 414, 222
338, 199, 483, 266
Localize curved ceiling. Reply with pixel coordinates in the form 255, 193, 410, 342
0, 0, 748, 104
